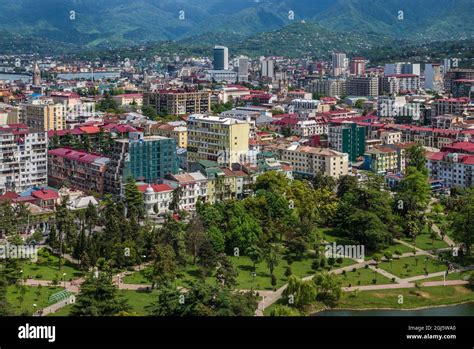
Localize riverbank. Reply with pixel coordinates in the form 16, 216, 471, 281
264, 284, 474, 316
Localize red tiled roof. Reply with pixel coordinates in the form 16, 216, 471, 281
48, 148, 108, 164
137, 184, 173, 193
31, 189, 59, 201
0, 191, 20, 201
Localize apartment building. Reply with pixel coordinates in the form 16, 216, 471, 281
187, 114, 250, 167
104, 132, 178, 195
427, 152, 474, 189
382, 74, 420, 94
0, 124, 47, 194
164, 172, 208, 211
265, 143, 348, 179
363, 146, 399, 174
431, 98, 471, 117
346, 77, 379, 97
328, 122, 366, 162
144, 90, 211, 116
305, 79, 346, 97
150, 123, 187, 148
21, 100, 66, 131
48, 148, 110, 194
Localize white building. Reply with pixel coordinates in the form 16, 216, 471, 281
139, 183, 174, 215
261, 58, 275, 80
164, 172, 208, 211
0, 124, 48, 194
427, 152, 474, 189
384, 62, 421, 76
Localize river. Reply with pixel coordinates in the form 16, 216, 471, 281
0, 73, 31, 82
314, 302, 474, 316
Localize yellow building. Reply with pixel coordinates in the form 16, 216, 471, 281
151, 123, 188, 148
187, 114, 250, 167
21, 101, 65, 131
364, 146, 399, 174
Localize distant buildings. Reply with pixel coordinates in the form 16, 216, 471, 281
21, 101, 66, 131
424, 64, 443, 92
306, 79, 346, 97
332, 52, 347, 77
143, 90, 211, 116
261, 58, 275, 80
213, 46, 229, 70
0, 124, 47, 194
33, 62, 41, 86
346, 76, 379, 97
349, 57, 366, 76
383, 74, 420, 94
104, 132, 178, 195
384, 62, 420, 76
187, 114, 250, 167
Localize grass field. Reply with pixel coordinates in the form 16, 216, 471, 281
364, 243, 413, 261
339, 267, 393, 287
6, 285, 65, 315
123, 254, 357, 291
402, 233, 449, 250
378, 256, 447, 278
338, 285, 474, 310
21, 250, 83, 281
422, 271, 472, 282
47, 304, 73, 316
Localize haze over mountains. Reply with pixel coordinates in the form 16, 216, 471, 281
0, 0, 473, 52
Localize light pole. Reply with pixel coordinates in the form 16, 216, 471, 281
62, 273, 66, 288
33, 303, 37, 315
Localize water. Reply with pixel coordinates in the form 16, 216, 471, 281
314, 302, 474, 316
57, 72, 120, 80
0, 73, 31, 82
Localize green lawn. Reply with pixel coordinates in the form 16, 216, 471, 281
21, 250, 84, 281
122, 254, 357, 291
422, 271, 472, 282
338, 285, 474, 310
47, 304, 73, 316
339, 267, 393, 287
378, 256, 447, 279
7, 285, 65, 315
119, 290, 158, 316
364, 243, 413, 261
402, 233, 449, 251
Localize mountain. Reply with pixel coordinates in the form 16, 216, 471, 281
0, 0, 472, 52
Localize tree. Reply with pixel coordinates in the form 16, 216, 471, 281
124, 177, 144, 219
0, 268, 10, 315
270, 305, 300, 316
336, 175, 358, 198
85, 202, 98, 235
406, 144, 427, 175
246, 245, 262, 271
169, 186, 183, 213
197, 238, 217, 277
185, 217, 206, 265
70, 272, 130, 316
148, 244, 176, 288
255, 171, 289, 194
215, 254, 238, 288
159, 216, 186, 265
283, 275, 317, 309
313, 272, 342, 307
449, 189, 474, 255
264, 248, 280, 277
146, 282, 258, 316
